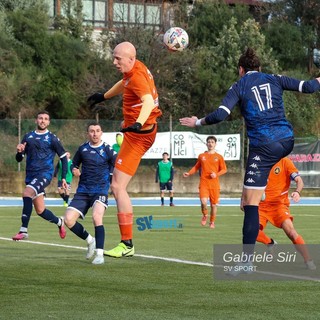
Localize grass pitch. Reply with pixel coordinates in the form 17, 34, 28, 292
1, 204, 320, 320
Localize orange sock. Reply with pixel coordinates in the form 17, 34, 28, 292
293, 235, 305, 245
210, 214, 215, 223
256, 230, 272, 244
201, 208, 208, 216
117, 213, 133, 241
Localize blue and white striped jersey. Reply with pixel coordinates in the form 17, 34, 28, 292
205, 72, 320, 147
19, 130, 66, 183
72, 141, 117, 194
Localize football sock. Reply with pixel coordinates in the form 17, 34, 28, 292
70, 222, 89, 240
38, 209, 59, 225
64, 195, 70, 204
256, 230, 272, 244
201, 204, 208, 216
59, 193, 65, 200
242, 205, 259, 244
118, 213, 133, 243
161, 197, 164, 205
21, 196, 33, 229
122, 239, 133, 247
95, 225, 105, 250
293, 235, 311, 262
170, 197, 173, 204
293, 235, 305, 245
210, 214, 216, 223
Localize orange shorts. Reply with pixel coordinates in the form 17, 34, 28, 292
115, 125, 157, 176
199, 186, 220, 205
259, 203, 293, 230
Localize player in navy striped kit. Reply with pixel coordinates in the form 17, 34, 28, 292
12, 111, 68, 241
180, 48, 320, 274
63, 122, 117, 264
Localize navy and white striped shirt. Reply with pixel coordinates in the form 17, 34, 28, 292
72, 141, 117, 194
18, 130, 66, 183
205, 72, 320, 147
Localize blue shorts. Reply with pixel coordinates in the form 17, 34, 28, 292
160, 182, 173, 192
244, 137, 294, 189
26, 176, 51, 197
68, 193, 108, 219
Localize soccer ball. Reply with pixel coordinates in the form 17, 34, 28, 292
163, 27, 189, 52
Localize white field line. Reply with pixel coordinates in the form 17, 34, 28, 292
1, 237, 320, 282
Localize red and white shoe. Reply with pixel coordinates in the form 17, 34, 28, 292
58, 218, 66, 239
12, 232, 29, 241
201, 215, 207, 226
209, 222, 215, 229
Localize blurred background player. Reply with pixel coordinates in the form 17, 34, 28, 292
183, 136, 227, 228
87, 41, 162, 258
63, 122, 117, 265
257, 157, 316, 270
54, 151, 73, 206
155, 152, 175, 206
12, 111, 67, 241
112, 133, 123, 153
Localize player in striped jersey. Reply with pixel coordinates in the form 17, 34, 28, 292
12, 111, 67, 241
180, 48, 320, 272
63, 122, 117, 264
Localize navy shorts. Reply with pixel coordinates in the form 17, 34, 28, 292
160, 182, 173, 192
68, 193, 108, 219
26, 176, 51, 197
244, 137, 294, 189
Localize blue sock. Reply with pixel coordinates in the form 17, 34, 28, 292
95, 225, 105, 250
242, 205, 259, 244
38, 209, 59, 225
70, 222, 89, 240
21, 197, 33, 228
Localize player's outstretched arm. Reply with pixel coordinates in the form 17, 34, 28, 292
87, 80, 123, 108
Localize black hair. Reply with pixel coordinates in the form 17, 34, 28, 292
36, 110, 50, 119
206, 135, 217, 143
87, 121, 102, 131
238, 47, 260, 73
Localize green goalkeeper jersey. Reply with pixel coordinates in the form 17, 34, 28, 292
156, 160, 174, 183
57, 159, 73, 183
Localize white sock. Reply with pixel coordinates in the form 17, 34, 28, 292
86, 234, 94, 244
20, 227, 28, 233
96, 249, 103, 256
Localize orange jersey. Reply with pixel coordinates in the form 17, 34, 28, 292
122, 60, 162, 129
188, 152, 227, 189
260, 157, 299, 206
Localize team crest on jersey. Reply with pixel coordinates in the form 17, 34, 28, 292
274, 167, 281, 175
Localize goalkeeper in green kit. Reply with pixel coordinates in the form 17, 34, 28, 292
155, 152, 175, 206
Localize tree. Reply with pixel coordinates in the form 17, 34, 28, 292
266, 0, 320, 73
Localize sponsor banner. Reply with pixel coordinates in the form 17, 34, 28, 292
102, 132, 241, 160
288, 140, 320, 187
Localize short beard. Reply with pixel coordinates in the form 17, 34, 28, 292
37, 124, 47, 131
